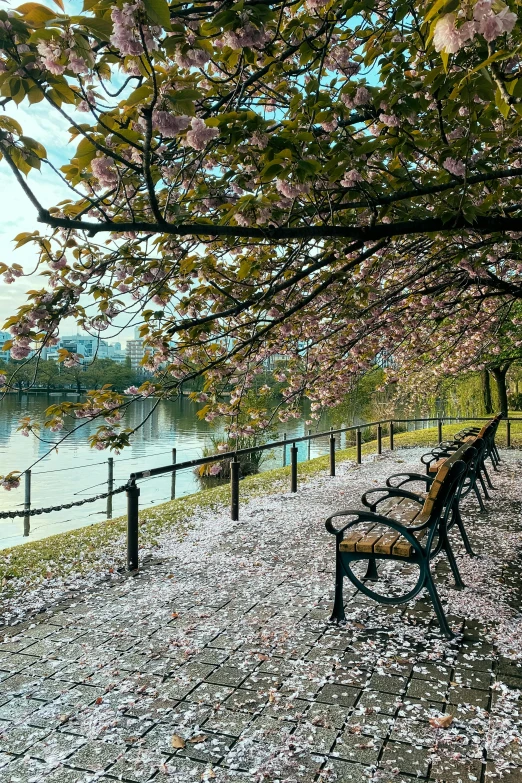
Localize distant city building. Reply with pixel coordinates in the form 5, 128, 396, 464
126, 339, 145, 371
0, 331, 11, 354
107, 342, 126, 363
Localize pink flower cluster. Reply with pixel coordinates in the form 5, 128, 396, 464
174, 48, 210, 68
37, 40, 90, 75
152, 111, 190, 138
443, 157, 466, 177
110, 3, 160, 56
275, 180, 310, 199
1, 475, 20, 491
379, 113, 400, 127
63, 353, 82, 368
91, 156, 118, 188
10, 339, 31, 360
3, 265, 23, 284
221, 24, 269, 49
341, 169, 363, 187
434, 2, 517, 54
182, 118, 219, 151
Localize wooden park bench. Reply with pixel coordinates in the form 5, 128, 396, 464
421, 418, 499, 502
326, 453, 471, 639
385, 439, 484, 555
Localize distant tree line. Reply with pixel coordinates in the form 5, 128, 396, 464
0, 357, 141, 393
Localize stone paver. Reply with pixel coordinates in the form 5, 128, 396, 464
0, 448, 521, 781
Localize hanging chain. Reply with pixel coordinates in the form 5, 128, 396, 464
0, 485, 128, 519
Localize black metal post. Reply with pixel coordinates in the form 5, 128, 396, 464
507, 419, 511, 448
23, 470, 31, 537
329, 433, 336, 476
282, 433, 287, 467
356, 429, 362, 464
438, 419, 443, 444
171, 448, 177, 500
106, 457, 114, 519
126, 480, 140, 571
390, 420, 394, 451
290, 444, 298, 492
307, 429, 311, 460
377, 424, 382, 455
230, 457, 239, 521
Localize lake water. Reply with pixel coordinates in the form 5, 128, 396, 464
0, 393, 344, 549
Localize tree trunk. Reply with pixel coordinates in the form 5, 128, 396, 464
490, 364, 510, 417
482, 369, 493, 414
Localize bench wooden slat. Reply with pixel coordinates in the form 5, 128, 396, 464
356, 527, 389, 553
392, 526, 429, 558
339, 524, 376, 553
374, 530, 400, 555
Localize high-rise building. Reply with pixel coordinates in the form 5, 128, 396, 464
126, 339, 145, 370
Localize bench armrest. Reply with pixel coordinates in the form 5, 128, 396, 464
386, 472, 434, 489
360, 486, 425, 512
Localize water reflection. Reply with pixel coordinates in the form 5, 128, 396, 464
0, 393, 338, 549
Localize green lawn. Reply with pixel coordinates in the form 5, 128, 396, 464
0, 420, 516, 596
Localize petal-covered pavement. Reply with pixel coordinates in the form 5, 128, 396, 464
0, 448, 522, 783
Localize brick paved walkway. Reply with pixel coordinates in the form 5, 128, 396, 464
1, 449, 522, 783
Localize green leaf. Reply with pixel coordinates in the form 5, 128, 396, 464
125, 84, 153, 107
259, 162, 284, 181
15, 3, 60, 27
425, 0, 458, 23
142, 0, 171, 30
70, 15, 113, 40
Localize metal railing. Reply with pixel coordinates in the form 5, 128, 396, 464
123, 414, 521, 570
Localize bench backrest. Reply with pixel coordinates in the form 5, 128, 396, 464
418, 457, 467, 524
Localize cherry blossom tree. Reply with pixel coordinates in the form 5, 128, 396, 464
0, 0, 522, 463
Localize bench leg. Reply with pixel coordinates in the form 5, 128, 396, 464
473, 481, 485, 512
442, 535, 465, 589
478, 470, 491, 499
330, 554, 346, 623
425, 570, 456, 640
482, 463, 496, 489
454, 507, 476, 557
363, 557, 379, 582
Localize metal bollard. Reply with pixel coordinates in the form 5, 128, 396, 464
290, 444, 298, 492
438, 419, 443, 444
282, 433, 287, 467
329, 434, 336, 477
377, 424, 382, 455
356, 429, 362, 464
23, 470, 31, 537
390, 420, 394, 451
307, 429, 311, 460
171, 448, 177, 500
126, 480, 140, 571
107, 457, 114, 519
230, 457, 239, 521
507, 419, 511, 448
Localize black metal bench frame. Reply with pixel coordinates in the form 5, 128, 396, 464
326, 460, 467, 639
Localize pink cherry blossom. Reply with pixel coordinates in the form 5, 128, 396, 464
182, 118, 219, 151
341, 169, 363, 187
152, 111, 190, 138
354, 87, 371, 106
443, 157, 466, 177
433, 14, 462, 54
91, 156, 118, 188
